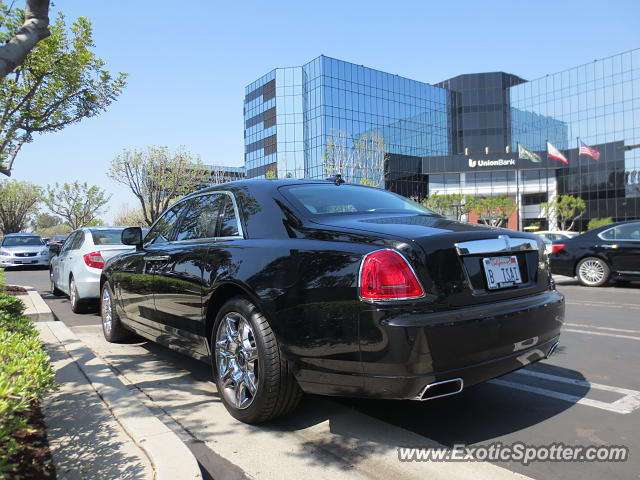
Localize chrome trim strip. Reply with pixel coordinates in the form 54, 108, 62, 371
455, 235, 538, 255
597, 222, 640, 242
143, 255, 170, 261
357, 248, 426, 304
617, 270, 640, 275
413, 378, 464, 401
546, 341, 559, 359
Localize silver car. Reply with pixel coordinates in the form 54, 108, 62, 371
0, 233, 50, 268
50, 227, 135, 313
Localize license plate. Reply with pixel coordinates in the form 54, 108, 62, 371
483, 256, 522, 290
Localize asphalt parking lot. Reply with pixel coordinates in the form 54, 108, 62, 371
6, 267, 640, 480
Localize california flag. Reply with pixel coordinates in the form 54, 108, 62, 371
547, 141, 569, 165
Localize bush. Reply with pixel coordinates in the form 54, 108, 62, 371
0, 270, 57, 474
587, 217, 614, 230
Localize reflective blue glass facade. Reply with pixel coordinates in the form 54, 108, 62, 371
510, 49, 640, 226
245, 49, 640, 228
244, 56, 449, 186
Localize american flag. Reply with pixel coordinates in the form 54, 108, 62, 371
579, 140, 601, 160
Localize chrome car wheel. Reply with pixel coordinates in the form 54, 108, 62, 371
102, 287, 112, 335
579, 259, 604, 283
215, 312, 259, 410
578, 258, 607, 286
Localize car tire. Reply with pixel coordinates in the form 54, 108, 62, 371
50, 269, 64, 296
211, 296, 302, 424
101, 281, 133, 342
576, 257, 610, 287
69, 276, 88, 313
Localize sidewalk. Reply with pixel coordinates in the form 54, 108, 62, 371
39, 321, 153, 480
36, 317, 202, 480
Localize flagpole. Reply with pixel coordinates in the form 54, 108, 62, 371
545, 139, 550, 230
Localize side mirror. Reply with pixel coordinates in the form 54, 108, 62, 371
121, 227, 143, 250
49, 244, 61, 255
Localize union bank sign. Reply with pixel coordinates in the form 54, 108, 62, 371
467, 158, 516, 168
417, 152, 568, 174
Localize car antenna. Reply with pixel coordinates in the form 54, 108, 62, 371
327, 174, 345, 185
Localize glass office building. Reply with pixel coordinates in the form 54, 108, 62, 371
245, 49, 640, 228
244, 56, 449, 186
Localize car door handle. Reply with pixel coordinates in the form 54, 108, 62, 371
144, 255, 170, 261
599, 244, 618, 249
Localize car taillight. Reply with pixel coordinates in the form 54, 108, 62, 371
83, 251, 105, 269
551, 244, 565, 254
360, 249, 424, 301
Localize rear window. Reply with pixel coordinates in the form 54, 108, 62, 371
281, 184, 435, 216
90, 229, 124, 245
2, 236, 43, 246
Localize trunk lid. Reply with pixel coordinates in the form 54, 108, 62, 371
309, 213, 549, 307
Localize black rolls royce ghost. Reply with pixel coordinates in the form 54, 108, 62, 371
100, 179, 564, 423
550, 220, 640, 286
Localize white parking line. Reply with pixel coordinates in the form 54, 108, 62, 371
563, 328, 640, 341
565, 323, 640, 334
488, 369, 640, 414
566, 301, 640, 310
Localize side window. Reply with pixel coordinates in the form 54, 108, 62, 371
61, 232, 77, 253
218, 196, 240, 237
612, 223, 640, 240
175, 194, 224, 241
600, 228, 615, 240
70, 231, 85, 250
145, 203, 185, 246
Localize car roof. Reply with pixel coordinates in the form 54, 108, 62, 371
4, 232, 41, 237
77, 226, 128, 231
190, 178, 356, 196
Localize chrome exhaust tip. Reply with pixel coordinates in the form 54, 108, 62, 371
546, 341, 559, 359
414, 378, 464, 401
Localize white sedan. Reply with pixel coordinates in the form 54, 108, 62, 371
50, 227, 136, 313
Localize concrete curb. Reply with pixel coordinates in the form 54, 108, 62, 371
13, 285, 54, 322
33, 313, 202, 480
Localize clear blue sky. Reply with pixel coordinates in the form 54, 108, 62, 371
9, 0, 640, 221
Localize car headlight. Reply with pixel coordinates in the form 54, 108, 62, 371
0, 249, 10, 256
40, 249, 50, 256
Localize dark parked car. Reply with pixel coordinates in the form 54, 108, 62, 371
100, 179, 564, 423
550, 220, 640, 286
47, 234, 69, 250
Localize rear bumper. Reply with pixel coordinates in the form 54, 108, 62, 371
361, 335, 560, 400
358, 290, 564, 400
549, 256, 575, 277
295, 290, 565, 400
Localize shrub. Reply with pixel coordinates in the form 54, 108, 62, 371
587, 217, 614, 230
0, 269, 57, 474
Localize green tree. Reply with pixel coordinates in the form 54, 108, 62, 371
323, 131, 387, 187
30, 211, 60, 231
0, 11, 127, 176
472, 195, 516, 228
43, 181, 111, 229
541, 194, 586, 231
0, 178, 41, 233
112, 205, 146, 227
0, 0, 51, 79
422, 192, 476, 221
37, 222, 71, 237
108, 146, 211, 226
587, 217, 613, 231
